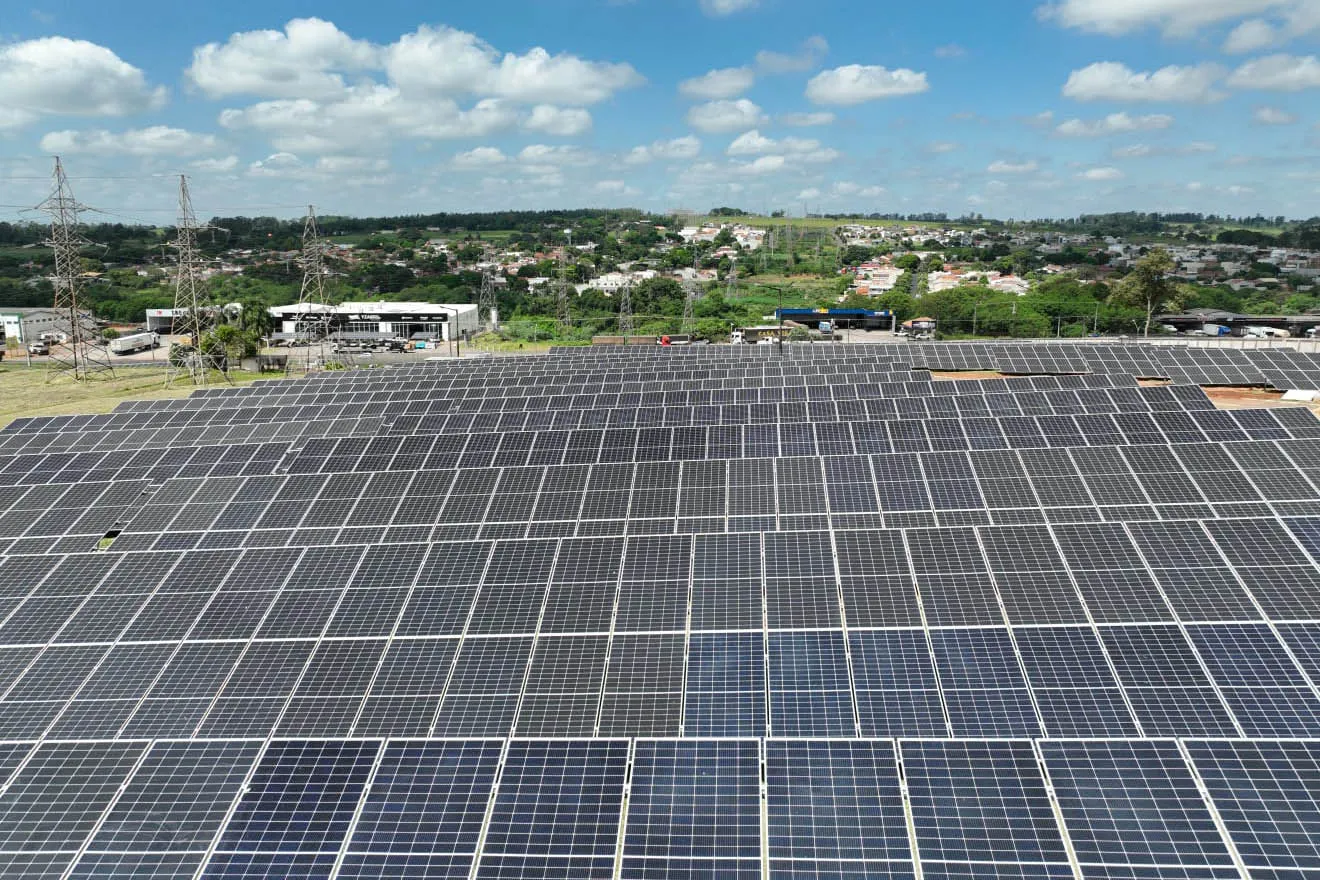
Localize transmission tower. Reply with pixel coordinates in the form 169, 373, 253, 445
38, 157, 114, 381
295, 205, 333, 371
556, 229, 572, 327
618, 282, 634, 337
479, 268, 499, 332
725, 257, 739, 299
681, 249, 701, 336
165, 175, 229, 386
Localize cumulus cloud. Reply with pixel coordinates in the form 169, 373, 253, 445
38, 126, 218, 156
187, 18, 378, 99
0, 36, 166, 130
780, 111, 835, 127
686, 98, 767, 133
1077, 166, 1124, 180
523, 105, 592, 136
219, 87, 521, 153
733, 155, 787, 175
679, 67, 755, 99
700, 0, 759, 16
452, 146, 509, 169
806, 65, 929, 105
316, 156, 388, 173
1062, 62, 1225, 103
1039, 0, 1289, 36
1225, 18, 1281, 52
725, 131, 838, 164
1227, 54, 1320, 90
386, 25, 643, 104
517, 144, 592, 166
1110, 142, 1216, 158
987, 159, 1039, 173
623, 136, 702, 165
755, 35, 829, 73
1055, 112, 1174, 136
1223, 6, 1320, 52
1254, 105, 1297, 123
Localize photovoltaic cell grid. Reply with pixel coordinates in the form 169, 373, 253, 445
3, 343, 1320, 878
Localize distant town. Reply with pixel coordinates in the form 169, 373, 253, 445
2, 209, 1319, 355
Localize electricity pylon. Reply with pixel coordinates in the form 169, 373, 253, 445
165, 175, 229, 386
725, 257, 738, 298
556, 229, 572, 327
618, 282, 634, 336
295, 205, 333, 371
479, 268, 499, 332
39, 157, 114, 381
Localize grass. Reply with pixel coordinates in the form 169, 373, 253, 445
0, 363, 263, 429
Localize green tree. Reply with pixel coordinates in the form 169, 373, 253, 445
895, 253, 921, 271
101, 328, 120, 341
1110, 248, 1180, 337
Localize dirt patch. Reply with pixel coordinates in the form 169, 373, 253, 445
930, 371, 1006, 381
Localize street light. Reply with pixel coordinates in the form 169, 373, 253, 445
432, 305, 461, 359
763, 283, 786, 353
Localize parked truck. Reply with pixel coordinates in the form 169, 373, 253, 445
108, 331, 160, 355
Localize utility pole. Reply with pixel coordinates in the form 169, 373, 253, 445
295, 205, 332, 372
165, 175, 229, 386
618, 282, 634, 337
556, 229, 572, 327
39, 157, 114, 381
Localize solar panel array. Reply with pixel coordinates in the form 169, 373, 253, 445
4, 342, 1320, 879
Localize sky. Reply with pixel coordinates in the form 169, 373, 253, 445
0, 0, 1317, 223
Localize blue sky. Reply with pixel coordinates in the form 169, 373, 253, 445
0, 0, 1317, 222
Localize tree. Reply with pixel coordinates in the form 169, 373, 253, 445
895, 253, 921, 271
1110, 248, 1179, 337
101, 328, 120, 341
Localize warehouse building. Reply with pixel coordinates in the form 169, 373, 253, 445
148, 301, 480, 342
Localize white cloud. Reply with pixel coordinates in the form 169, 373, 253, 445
1078, 166, 1124, 180
780, 111, 835, 127
1110, 141, 1216, 157
452, 147, 508, 169
1227, 54, 1320, 90
755, 35, 829, 73
187, 18, 378, 99
219, 87, 521, 153
733, 155, 787, 175
797, 187, 822, 200
517, 144, 592, 166
806, 64, 929, 105
38, 126, 217, 156
934, 44, 967, 58
1055, 112, 1174, 136
623, 135, 703, 165
316, 155, 389, 173
1024, 110, 1055, 128
191, 155, 239, 173
686, 98, 767, 133
1224, 18, 1280, 52
679, 66, 755, 99
524, 105, 592, 136
247, 151, 305, 177
1223, 5, 1320, 52
593, 179, 639, 197
0, 36, 166, 130
1039, 0, 1290, 36
1254, 105, 1297, 123
987, 159, 1039, 173
1062, 62, 1225, 103
927, 141, 960, 153
700, 0, 759, 16
387, 25, 643, 104
726, 130, 835, 160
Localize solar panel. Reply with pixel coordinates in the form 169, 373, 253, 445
5, 340, 1320, 876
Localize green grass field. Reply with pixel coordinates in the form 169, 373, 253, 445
0, 363, 263, 429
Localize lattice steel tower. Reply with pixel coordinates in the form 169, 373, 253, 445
165, 175, 227, 386
39, 157, 114, 381
556, 229, 572, 327
295, 205, 333, 370
681, 250, 699, 336
479, 268, 499, 332
618, 282, 634, 337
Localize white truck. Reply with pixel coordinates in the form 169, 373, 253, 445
108, 331, 160, 355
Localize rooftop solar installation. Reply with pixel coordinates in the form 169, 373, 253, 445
5, 341, 1320, 878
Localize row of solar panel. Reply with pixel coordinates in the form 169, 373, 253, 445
4, 513, 1320, 637
27, 375, 1142, 436
0, 417, 379, 458
1, 736, 1315, 880
1, 616, 1320, 740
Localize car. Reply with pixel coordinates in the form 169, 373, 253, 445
26, 342, 48, 355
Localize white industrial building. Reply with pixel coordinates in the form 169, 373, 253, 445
1, 309, 67, 343
147, 302, 480, 342
268, 302, 479, 342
